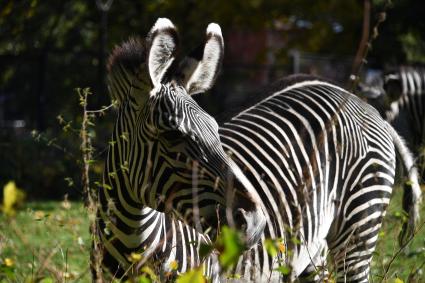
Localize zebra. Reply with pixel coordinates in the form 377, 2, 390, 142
97, 18, 422, 282
360, 66, 425, 180
97, 19, 265, 282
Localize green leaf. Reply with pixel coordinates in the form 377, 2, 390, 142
120, 132, 129, 142
290, 236, 301, 245
39, 278, 54, 283
217, 226, 245, 271
226, 273, 241, 279
103, 183, 112, 190
275, 265, 291, 275
64, 177, 74, 187
264, 238, 278, 258
0, 265, 15, 279
140, 266, 157, 281
176, 267, 206, 283
137, 275, 152, 283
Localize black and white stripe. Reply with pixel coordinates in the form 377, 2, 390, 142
218, 79, 421, 282
386, 67, 425, 158
97, 18, 421, 282
97, 18, 265, 282
361, 66, 425, 173
100, 47, 222, 282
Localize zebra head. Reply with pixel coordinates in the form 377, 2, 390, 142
359, 70, 404, 117
123, 18, 265, 247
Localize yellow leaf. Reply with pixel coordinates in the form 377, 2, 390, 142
128, 252, 143, 263
33, 210, 45, 220
0, 2, 13, 18
2, 181, 26, 217
176, 266, 206, 283
61, 196, 71, 210
278, 242, 286, 253
62, 272, 73, 279
169, 260, 178, 270
4, 258, 14, 267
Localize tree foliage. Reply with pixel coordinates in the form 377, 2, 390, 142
0, 0, 423, 199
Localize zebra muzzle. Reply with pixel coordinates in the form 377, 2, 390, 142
234, 207, 266, 249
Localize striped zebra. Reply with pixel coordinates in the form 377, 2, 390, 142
360, 66, 425, 179
97, 19, 265, 282
97, 18, 421, 282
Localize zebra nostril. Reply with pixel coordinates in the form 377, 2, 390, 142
234, 208, 266, 249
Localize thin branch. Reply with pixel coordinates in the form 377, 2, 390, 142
86, 102, 116, 114
349, 0, 371, 90
349, 0, 391, 91
380, 219, 425, 282
78, 88, 104, 282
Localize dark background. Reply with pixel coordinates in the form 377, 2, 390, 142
1, 0, 424, 200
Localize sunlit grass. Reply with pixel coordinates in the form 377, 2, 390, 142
371, 185, 425, 282
0, 185, 424, 282
0, 201, 90, 282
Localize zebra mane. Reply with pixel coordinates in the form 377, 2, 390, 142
107, 36, 146, 74
107, 37, 149, 104
213, 74, 336, 124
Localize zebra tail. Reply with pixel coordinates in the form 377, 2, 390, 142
387, 123, 422, 246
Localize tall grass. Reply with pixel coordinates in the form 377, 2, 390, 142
1, 185, 423, 282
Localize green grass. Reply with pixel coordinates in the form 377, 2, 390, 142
0, 201, 90, 282
370, 186, 425, 282
0, 187, 424, 282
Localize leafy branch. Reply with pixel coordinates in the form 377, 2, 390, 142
77, 87, 104, 282
349, 0, 392, 91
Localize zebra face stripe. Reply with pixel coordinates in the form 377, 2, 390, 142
136, 82, 265, 240
145, 84, 223, 165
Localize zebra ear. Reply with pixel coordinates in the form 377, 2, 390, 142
146, 18, 179, 88
177, 23, 224, 95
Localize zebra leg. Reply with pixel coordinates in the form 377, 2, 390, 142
298, 244, 329, 283
329, 170, 394, 282
331, 232, 376, 283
